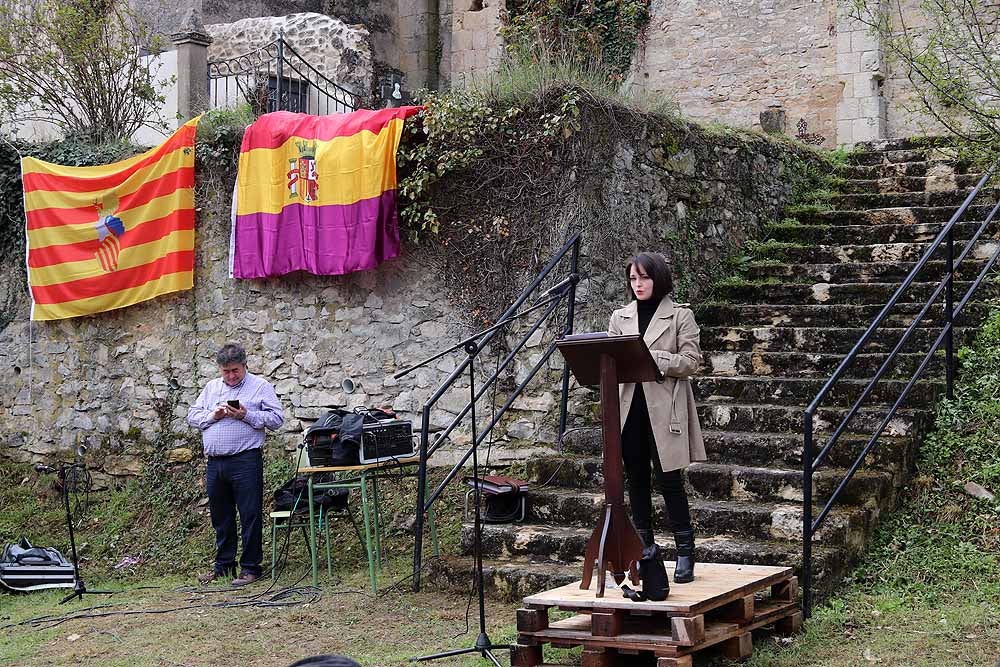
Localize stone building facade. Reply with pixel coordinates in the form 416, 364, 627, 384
144, 0, 944, 147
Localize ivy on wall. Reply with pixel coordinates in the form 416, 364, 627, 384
502, 0, 652, 81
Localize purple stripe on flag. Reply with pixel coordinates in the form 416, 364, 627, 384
233, 190, 402, 279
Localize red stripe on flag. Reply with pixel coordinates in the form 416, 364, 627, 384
239, 107, 423, 152
96, 241, 111, 273
28, 209, 194, 268
26, 168, 194, 229
30, 250, 194, 305
95, 235, 120, 272
22, 125, 197, 194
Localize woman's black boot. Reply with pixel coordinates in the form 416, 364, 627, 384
637, 529, 656, 549
673, 529, 695, 583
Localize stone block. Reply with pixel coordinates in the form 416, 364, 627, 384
859, 96, 887, 121
852, 116, 883, 142
853, 72, 877, 97
472, 28, 489, 51
837, 97, 860, 120
860, 49, 883, 74
837, 119, 854, 145
836, 51, 861, 75
852, 30, 879, 53
836, 30, 853, 53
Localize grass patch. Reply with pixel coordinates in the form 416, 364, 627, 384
471, 48, 678, 118
745, 240, 809, 261
784, 203, 829, 217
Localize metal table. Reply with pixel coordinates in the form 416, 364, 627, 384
301, 456, 438, 592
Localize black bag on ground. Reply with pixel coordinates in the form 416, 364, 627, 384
273, 475, 348, 514
0, 538, 75, 591
304, 410, 365, 466
622, 544, 670, 602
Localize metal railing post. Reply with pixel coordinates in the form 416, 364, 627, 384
945, 227, 955, 399
557, 237, 580, 445
412, 404, 432, 591
275, 34, 284, 112
802, 411, 814, 618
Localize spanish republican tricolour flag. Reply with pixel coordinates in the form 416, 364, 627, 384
23, 118, 199, 321
231, 107, 422, 279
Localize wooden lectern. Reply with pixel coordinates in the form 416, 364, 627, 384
557, 333, 661, 597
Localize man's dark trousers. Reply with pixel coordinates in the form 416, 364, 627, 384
206, 448, 264, 577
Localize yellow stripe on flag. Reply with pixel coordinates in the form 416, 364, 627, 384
23, 146, 193, 212
28, 229, 195, 287
235, 118, 406, 216
21, 118, 200, 180
27, 189, 193, 249
30, 271, 193, 321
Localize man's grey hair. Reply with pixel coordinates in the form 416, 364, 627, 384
216, 342, 247, 366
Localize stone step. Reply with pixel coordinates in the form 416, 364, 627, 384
847, 147, 951, 166
461, 524, 857, 583
837, 173, 982, 195
429, 535, 850, 601
764, 219, 998, 246
795, 203, 994, 226
712, 280, 1000, 306
836, 159, 966, 180
752, 240, 999, 265
744, 259, 989, 284
829, 188, 996, 210
697, 302, 990, 328
700, 430, 913, 472
703, 350, 943, 379
526, 458, 892, 506
685, 462, 893, 505
524, 491, 871, 549
700, 324, 974, 353
852, 136, 954, 152
694, 375, 939, 408
696, 402, 928, 437
550, 429, 913, 471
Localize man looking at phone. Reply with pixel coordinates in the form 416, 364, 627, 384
186, 342, 284, 586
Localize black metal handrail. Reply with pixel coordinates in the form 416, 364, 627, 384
206, 35, 361, 115
802, 162, 1000, 616
410, 231, 582, 590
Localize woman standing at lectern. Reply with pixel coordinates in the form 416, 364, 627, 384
608, 251, 706, 583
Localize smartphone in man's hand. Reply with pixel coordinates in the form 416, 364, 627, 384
227, 399, 240, 409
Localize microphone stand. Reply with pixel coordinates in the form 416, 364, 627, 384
54, 459, 114, 604
399, 281, 577, 666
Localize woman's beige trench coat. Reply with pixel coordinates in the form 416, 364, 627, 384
608, 296, 707, 472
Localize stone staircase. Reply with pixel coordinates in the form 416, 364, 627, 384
430, 139, 999, 602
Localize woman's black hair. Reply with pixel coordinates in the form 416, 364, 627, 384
625, 252, 673, 302
288, 657, 361, 667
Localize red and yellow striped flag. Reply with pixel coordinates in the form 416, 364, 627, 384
23, 118, 199, 321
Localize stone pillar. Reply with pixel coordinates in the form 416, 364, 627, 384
171, 7, 213, 122
836, 3, 887, 146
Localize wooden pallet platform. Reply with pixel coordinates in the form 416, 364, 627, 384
511, 563, 802, 667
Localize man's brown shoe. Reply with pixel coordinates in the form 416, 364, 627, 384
231, 572, 260, 587
197, 570, 224, 585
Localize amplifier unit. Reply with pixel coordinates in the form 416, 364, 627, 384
360, 419, 415, 464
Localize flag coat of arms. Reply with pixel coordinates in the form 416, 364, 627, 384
23, 118, 199, 321
231, 107, 422, 279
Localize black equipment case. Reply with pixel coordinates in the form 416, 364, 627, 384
0, 538, 75, 591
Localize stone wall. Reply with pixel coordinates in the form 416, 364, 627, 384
206, 13, 374, 102
140, 0, 952, 145
446, 0, 503, 88
630, 0, 841, 147
882, 0, 950, 140
0, 116, 815, 482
